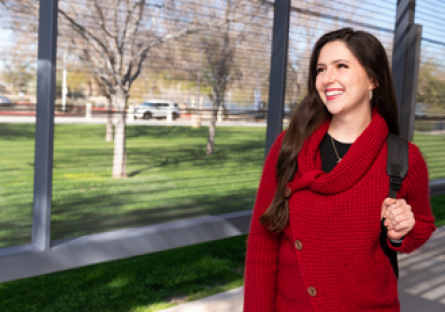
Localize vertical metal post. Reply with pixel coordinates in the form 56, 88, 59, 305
400, 24, 422, 141
32, 0, 59, 250
392, 0, 421, 141
265, 0, 291, 156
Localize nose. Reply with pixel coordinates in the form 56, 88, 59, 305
322, 67, 335, 85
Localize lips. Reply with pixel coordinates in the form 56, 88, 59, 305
325, 88, 344, 101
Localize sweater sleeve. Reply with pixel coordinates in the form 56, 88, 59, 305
388, 143, 436, 253
243, 131, 285, 312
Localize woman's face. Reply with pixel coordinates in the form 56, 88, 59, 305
315, 41, 375, 116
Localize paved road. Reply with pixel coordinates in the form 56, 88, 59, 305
160, 226, 445, 312
0, 116, 272, 127
399, 225, 445, 311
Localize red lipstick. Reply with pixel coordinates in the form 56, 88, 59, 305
325, 88, 344, 101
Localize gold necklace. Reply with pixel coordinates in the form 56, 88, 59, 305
330, 136, 342, 163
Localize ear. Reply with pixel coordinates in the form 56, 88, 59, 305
369, 78, 379, 89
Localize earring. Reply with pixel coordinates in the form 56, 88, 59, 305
369, 89, 373, 101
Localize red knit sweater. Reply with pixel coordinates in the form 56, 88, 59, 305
244, 108, 436, 312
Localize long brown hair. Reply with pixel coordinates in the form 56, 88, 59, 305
260, 27, 400, 232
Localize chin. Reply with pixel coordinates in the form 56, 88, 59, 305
324, 103, 343, 115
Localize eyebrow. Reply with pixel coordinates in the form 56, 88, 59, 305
316, 59, 350, 66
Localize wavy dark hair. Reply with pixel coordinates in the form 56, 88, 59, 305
260, 27, 400, 232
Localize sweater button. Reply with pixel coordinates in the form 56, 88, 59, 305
308, 286, 317, 297
285, 187, 291, 198
294, 240, 303, 250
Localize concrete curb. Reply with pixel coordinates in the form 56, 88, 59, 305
158, 287, 244, 312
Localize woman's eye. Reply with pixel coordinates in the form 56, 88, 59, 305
338, 64, 348, 69
316, 68, 324, 73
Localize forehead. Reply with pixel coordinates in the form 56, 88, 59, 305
317, 41, 357, 64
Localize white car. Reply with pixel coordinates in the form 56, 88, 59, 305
133, 100, 180, 120
0, 95, 12, 106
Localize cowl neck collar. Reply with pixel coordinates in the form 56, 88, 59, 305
287, 107, 389, 195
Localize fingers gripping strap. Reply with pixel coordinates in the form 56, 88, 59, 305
381, 134, 408, 280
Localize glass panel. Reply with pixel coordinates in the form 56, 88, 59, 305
285, 0, 397, 128
0, 2, 39, 248
414, 1, 445, 181
51, 0, 274, 240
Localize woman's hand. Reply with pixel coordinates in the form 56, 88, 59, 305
381, 198, 415, 241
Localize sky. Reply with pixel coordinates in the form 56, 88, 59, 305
0, 0, 444, 83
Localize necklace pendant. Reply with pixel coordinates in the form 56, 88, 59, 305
337, 158, 342, 163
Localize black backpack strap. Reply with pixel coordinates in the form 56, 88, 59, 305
380, 133, 409, 280
387, 134, 409, 198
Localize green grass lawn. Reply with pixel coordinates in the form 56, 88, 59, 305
0, 124, 266, 247
0, 125, 444, 248
0, 235, 248, 312
413, 132, 445, 181
0, 124, 444, 311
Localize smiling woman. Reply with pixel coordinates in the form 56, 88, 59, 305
315, 41, 375, 136
244, 28, 436, 312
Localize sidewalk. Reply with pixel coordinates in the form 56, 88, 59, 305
159, 287, 244, 312
159, 226, 445, 312
399, 225, 445, 311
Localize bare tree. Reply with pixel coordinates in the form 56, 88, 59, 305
92, 76, 114, 141
417, 56, 445, 112
4, 0, 252, 176
221, 1, 272, 120
57, 0, 212, 178
196, 0, 268, 155
0, 5, 37, 98
202, 25, 240, 154
0, 38, 36, 96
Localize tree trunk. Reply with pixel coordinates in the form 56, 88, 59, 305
112, 91, 127, 178
105, 99, 113, 141
206, 116, 216, 155
206, 100, 220, 155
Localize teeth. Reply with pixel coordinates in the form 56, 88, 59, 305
326, 90, 344, 96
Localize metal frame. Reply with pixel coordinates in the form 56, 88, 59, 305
392, 0, 415, 108
265, 0, 290, 156
392, 0, 421, 141
392, 1, 445, 195
430, 179, 445, 197
401, 23, 422, 141
0, 0, 444, 284
32, 0, 59, 252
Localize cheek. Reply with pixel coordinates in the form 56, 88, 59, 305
344, 73, 369, 94
315, 78, 324, 96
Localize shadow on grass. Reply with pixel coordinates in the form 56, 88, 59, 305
0, 124, 35, 141
431, 193, 445, 228
0, 124, 264, 247
125, 140, 264, 177
0, 187, 256, 246
49, 189, 256, 240
0, 235, 247, 312
50, 126, 265, 174
125, 125, 256, 140
0, 213, 33, 247
127, 159, 168, 177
